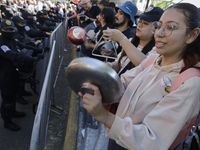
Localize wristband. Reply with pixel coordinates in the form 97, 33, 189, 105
120, 36, 127, 46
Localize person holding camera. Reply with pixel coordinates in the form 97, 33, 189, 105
77, 0, 101, 28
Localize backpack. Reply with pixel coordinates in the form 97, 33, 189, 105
143, 56, 200, 149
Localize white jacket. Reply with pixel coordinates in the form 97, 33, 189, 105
106, 55, 200, 150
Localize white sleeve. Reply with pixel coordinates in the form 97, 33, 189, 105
120, 56, 153, 90
106, 77, 200, 150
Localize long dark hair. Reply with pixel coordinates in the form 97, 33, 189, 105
118, 34, 155, 69
167, 3, 200, 73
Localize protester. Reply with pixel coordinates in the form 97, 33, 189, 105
77, 0, 101, 28
106, 7, 164, 74
98, 0, 108, 10
79, 3, 200, 150
82, 1, 137, 57
83, 7, 114, 57
108, 2, 116, 14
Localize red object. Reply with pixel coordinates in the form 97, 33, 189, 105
67, 26, 87, 45
73, 0, 79, 3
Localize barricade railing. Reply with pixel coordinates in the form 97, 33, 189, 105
30, 19, 68, 150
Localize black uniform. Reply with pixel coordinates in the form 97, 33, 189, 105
36, 11, 54, 32
22, 11, 47, 39
48, 15, 59, 23
12, 15, 37, 46
25, 22, 47, 39
0, 19, 40, 131
45, 18, 57, 27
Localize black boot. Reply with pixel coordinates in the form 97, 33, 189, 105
1, 103, 21, 131
16, 96, 28, 105
12, 111, 26, 118
22, 90, 32, 96
4, 121, 20, 131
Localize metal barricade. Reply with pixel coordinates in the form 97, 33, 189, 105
30, 19, 68, 150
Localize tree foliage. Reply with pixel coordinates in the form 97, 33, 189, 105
152, 0, 183, 10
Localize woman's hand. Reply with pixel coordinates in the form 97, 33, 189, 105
84, 39, 94, 49
103, 28, 125, 43
78, 83, 107, 122
101, 50, 117, 57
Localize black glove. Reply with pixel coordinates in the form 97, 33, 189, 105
31, 57, 38, 63
37, 54, 44, 60
44, 47, 50, 52
34, 48, 43, 53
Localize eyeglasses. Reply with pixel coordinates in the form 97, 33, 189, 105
151, 21, 190, 37
135, 18, 150, 27
82, 1, 89, 6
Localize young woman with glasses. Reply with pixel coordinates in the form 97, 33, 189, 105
78, 3, 200, 150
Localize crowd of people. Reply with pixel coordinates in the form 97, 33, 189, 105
1, 0, 200, 149
69, 0, 200, 150
0, 0, 67, 131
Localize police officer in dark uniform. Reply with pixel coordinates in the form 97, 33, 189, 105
12, 15, 45, 104
36, 10, 54, 32
42, 10, 57, 27
48, 9, 59, 23
22, 11, 51, 39
0, 19, 40, 131
51, 7, 65, 23
12, 15, 41, 47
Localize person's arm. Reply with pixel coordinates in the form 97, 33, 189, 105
77, 14, 81, 27
0, 44, 38, 63
84, 39, 95, 50
84, 15, 96, 22
105, 76, 200, 149
103, 28, 146, 66
78, 83, 116, 129
77, 60, 147, 128
67, 13, 78, 20
107, 61, 121, 73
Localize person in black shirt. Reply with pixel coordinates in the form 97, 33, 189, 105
0, 19, 41, 131
108, 2, 116, 14
77, 0, 101, 28
12, 15, 42, 46
42, 10, 57, 27
22, 11, 51, 39
98, 0, 109, 10
101, 1, 138, 56
48, 9, 59, 23
83, 7, 115, 57
36, 10, 54, 32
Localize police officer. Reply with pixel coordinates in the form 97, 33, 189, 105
0, 19, 40, 131
22, 11, 51, 39
36, 10, 54, 32
12, 15, 41, 47
12, 15, 45, 105
48, 9, 59, 23
42, 10, 57, 27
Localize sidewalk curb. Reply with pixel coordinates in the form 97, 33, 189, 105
63, 44, 80, 150
63, 90, 79, 150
